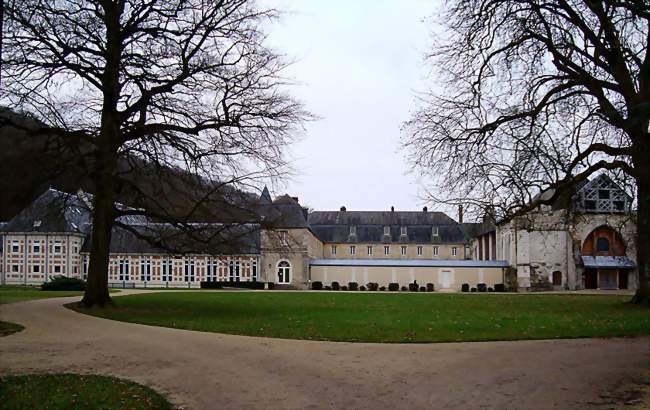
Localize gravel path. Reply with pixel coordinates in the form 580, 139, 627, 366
1, 290, 649, 409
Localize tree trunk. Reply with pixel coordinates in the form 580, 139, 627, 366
632, 135, 650, 305
80, 185, 115, 308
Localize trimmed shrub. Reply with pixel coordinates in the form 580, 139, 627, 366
348, 282, 359, 291
331, 281, 340, 291
388, 283, 399, 292
471, 287, 477, 292
379, 286, 386, 291
461, 283, 470, 293
401, 286, 408, 291
419, 286, 426, 292
359, 285, 366, 291
408, 283, 419, 292
341, 285, 348, 291
494, 283, 506, 292
367, 282, 379, 291
477, 283, 487, 292
426, 283, 435, 292
324, 286, 332, 290
267, 282, 275, 290
41, 276, 85, 291
488, 287, 494, 292
311, 281, 323, 290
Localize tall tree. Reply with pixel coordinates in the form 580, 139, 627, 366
2, 0, 307, 307
404, 0, 649, 303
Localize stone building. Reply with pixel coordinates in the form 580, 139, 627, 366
486, 174, 637, 291
1, 187, 507, 291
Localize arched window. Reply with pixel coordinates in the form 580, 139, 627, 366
596, 237, 610, 252
277, 261, 291, 284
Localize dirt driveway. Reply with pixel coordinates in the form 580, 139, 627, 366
1, 290, 649, 409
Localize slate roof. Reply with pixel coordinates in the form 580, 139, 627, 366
82, 223, 261, 255
3, 188, 92, 234
308, 210, 467, 244
256, 192, 309, 229
461, 222, 495, 238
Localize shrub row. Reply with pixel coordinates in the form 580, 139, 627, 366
461, 282, 506, 293
41, 276, 86, 291
312, 281, 435, 292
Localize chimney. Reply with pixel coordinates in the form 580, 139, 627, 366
291, 196, 299, 203
391, 206, 395, 212
423, 206, 428, 213
458, 204, 464, 224
340, 206, 346, 212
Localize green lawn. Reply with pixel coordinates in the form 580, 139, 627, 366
71, 292, 650, 343
0, 321, 24, 337
0, 374, 172, 410
0, 285, 119, 305
0, 286, 83, 305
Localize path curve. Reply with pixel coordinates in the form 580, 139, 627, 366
1, 290, 649, 409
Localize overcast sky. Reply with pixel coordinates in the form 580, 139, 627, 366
264, 0, 441, 212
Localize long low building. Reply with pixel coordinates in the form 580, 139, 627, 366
1, 176, 637, 291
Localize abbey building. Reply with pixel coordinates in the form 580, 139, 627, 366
0, 175, 638, 292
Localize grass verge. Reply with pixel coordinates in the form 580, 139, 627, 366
0, 321, 24, 337
0, 373, 172, 410
0, 285, 119, 305
70, 292, 650, 343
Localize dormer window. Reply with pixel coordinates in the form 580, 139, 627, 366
432, 226, 439, 237
400, 226, 407, 236
383, 226, 390, 235
349, 225, 357, 235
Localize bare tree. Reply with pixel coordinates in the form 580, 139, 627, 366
404, 0, 649, 304
2, 0, 308, 307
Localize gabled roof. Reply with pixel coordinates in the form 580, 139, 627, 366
256, 191, 309, 229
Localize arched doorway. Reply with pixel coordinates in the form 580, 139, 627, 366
581, 226, 629, 290
277, 261, 291, 284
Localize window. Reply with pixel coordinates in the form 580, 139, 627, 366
349, 225, 356, 235
331, 245, 337, 255
613, 200, 625, 211
349, 245, 356, 255
33, 265, 40, 273
162, 259, 173, 282
367, 245, 373, 255
417, 246, 423, 256
597, 237, 610, 252
584, 200, 596, 210
53, 243, 62, 254
552, 271, 562, 286
12, 242, 19, 253
228, 259, 240, 281
400, 226, 407, 236
32, 243, 40, 254
252, 260, 258, 281
184, 259, 195, 282
140, 259, 151, 282
12, 265, 19, 272
433, 246, 439, 256
72, 245, 78, 254
279, 231, 289, 246
277, 261, 291, 284
432, 226, 439, 237
384, 245, 390, 255
401, 246, 407, 255
119, 259, 129, 281
54, 265, 61, 273
383, 226, 390, 235
452, 247, 458, 256
83, 256, 88, 276
207, 259, 217, 282
598, 189, 610, 199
